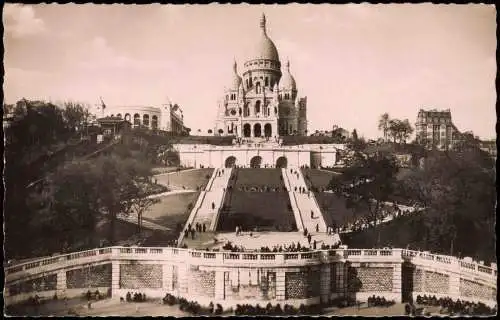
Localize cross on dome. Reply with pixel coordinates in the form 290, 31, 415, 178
260, 13, 267, 35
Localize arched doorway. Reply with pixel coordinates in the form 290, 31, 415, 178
250, 156, 262, 168
225, 156, 237, 168
254, 123, 262, 137
243, 123, 251, 137
276, 156, 288, 168
264, 123, 272, 137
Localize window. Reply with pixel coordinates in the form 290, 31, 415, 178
265, 77, 269, 86
143, 114, 150, 127
285, 93, 290, 100
151, 115, 158, 129
133, 114, 140, 126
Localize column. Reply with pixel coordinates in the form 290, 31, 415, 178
337, 263, 346, 298
215, 270, 225, 301
111, 261, 120, 299
392, 263, 403, 303
178, 264, 189, 295
448, 261, 461, 299
57, 271, 67, 296
163, 264, 173, 292
276, 269, 286, 301
320, 264, 331, 304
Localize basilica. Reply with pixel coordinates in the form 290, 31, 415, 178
215, 14, 307, 139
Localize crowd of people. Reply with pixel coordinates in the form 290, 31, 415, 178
183, 222, 208, 241
367, 296, 396, 307
414, 295, 496, 316
219, 240, 342, 254
162, 294, 223, 315
235, 303, 322, 315
121, 292, 147, 303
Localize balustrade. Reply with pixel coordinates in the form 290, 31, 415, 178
5, 246, 497, 289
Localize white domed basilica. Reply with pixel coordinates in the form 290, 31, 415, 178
215, 14, 307, 139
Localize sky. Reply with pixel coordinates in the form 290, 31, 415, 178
3, 4, 497, 139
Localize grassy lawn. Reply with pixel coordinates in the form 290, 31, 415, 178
315, 193, 359, 227
302, 169, 338, 189
143, 192, 200, 228
234, 169, 284, 189
218, 191, 296, 232
155, 169, 213, 190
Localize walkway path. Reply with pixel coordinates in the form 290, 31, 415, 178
117, 213, 171, 231
281, 169, 304, 232
284, 169, 327, 233
177, 168, 233, 245
215, 231, 340, 250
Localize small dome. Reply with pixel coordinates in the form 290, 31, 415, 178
246, 14, 280, 62
230, 60, 242, 90
279, 61, 296, 90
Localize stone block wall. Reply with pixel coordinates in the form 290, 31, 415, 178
356, 267, 393, 292
66, 263, 112, 289
460, 279, 496, 301
188, 267, 216, 298
8, 274, 57, 296
424, 271, 449, 294
119, 264, 162, 289
285, 267, 320, 299
412, 269, 424, 292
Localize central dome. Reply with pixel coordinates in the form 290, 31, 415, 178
247, 14, 280, 62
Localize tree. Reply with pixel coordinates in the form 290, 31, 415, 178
388, 119, 413, 144
62, 101, 91, 134
399, 147, 495, 260
351, 129, 358, 141
328, 143, 399, 229
91, 155, 154, 244
378, 113, 390, 142
208, 129, 213, 134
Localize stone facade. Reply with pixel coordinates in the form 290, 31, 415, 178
119, 264, 163, 289
215, 14, 307, 138
415, 109, 461, 150
66, 263, 112, 289
173, 143, 342, 169
5, 248, 497, 309
103, 102, 186, 134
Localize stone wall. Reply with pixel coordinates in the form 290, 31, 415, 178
66, 263, 112, 289
355, 267, 393, 292
285, 267, 320, 299
8, 274, 57, 296
460, 279, 496, 301
119, 264, 162, 289
424, 271, 449, 294
188, 267, 216, 298
5, 247, 497, 308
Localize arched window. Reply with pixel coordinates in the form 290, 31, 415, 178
244, 103, 250, 117
124, 113, 131, 121
256, 82, 261, 94
151, 115, 158, 129
116, 113, 122, 119
255, 100, 261, 114
143, 114, 150, 127
133, 114, 140, 126
285, 93, 290, 100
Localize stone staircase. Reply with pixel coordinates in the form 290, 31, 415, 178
281, 169, 304, 232
183, 168, 233, 235
284, 169, 327, 233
